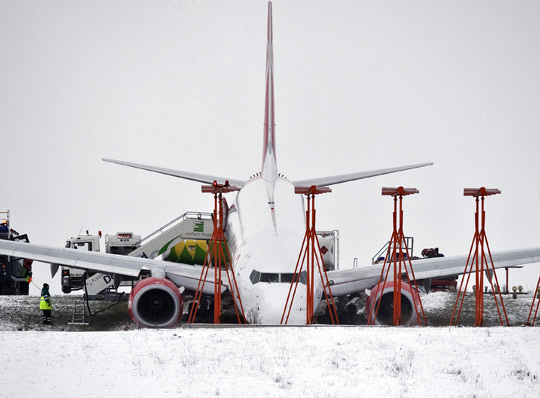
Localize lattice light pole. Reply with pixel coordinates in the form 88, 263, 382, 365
450, 187, 509, 326
188, 181, 246, 324
367, 186, 427, 326
282, 185, 339, 325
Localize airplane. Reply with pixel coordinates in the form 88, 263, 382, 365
2, 1, 540, 327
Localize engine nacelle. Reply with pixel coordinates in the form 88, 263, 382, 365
129, 277, 183, 328
365, 281, 421, 326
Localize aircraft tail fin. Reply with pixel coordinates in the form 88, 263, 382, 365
261, 1, 277, 185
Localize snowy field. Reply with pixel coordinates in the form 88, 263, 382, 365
1, 327, 540, 398
1, 293, 540, 397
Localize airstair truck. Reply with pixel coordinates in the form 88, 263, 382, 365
0, 210, 32, 295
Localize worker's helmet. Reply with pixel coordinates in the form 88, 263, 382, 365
43, 283, 49, 288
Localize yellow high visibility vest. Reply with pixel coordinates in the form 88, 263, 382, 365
40, 296, 52, 310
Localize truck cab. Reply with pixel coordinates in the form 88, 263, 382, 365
0, 210, 32, 295
60, 231, 141, 294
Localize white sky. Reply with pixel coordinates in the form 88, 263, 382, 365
2, 0, 540, 295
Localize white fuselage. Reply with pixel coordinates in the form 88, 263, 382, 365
225, 176, 322, 324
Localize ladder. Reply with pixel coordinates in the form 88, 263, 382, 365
67, 296, 89, 325
371, 236, 415, 265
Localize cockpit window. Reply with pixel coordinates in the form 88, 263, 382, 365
249, 270, 261, 284
249, 270, 306, 285
280, 273, 294, 283
260, 273, 279, 283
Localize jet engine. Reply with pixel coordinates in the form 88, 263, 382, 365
129, 277, 183, 328
365, 281, 421, 326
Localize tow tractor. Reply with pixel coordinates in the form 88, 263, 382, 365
0, 210, 32, 295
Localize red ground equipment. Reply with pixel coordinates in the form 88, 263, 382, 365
188, 181, 246, 324
367, 187, 426, 326
450, 187, 509, 326
527, 276, 540, 325
282, 185, 339, 325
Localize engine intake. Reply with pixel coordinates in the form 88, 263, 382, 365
129, 277, 183, 328
365, 281, 421, 326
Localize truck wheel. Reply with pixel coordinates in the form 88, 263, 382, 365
20, 282, 29, 295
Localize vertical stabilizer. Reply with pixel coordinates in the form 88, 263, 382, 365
262, 1, 277, 185
261, 1, 278, 228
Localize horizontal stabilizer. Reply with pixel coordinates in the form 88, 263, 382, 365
103, 158, 245, 187
293, 162, 433, 187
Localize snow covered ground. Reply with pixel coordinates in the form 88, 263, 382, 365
1, 327, 540, 397
1, 293, 540, 397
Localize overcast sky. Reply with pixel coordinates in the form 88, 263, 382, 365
2, 0, 540, 295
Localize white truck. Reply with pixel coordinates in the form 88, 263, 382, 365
60, 231, 142, 294
59, 212, 214, 294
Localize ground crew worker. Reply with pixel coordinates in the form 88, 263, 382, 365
23, 259, 32, 283
40, 283, 52, 325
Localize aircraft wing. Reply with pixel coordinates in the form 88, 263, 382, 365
102, 158, 245, 187
292, 162, 433, 187
326, 247, 540, 296
0, 239, 219, 295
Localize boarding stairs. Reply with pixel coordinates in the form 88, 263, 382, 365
128, 211, 214, 260
371, 236, 415, 265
